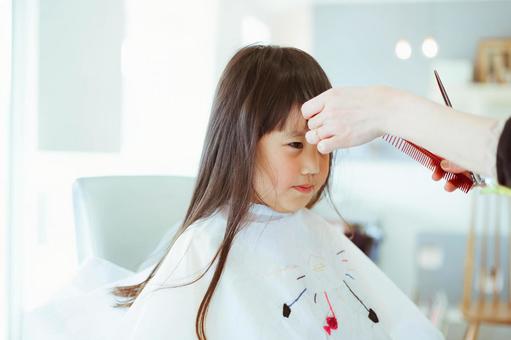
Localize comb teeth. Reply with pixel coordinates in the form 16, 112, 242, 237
382, 134, 473, 193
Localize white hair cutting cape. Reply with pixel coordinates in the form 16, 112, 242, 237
110, 203, 444, 340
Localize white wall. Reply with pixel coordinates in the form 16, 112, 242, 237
121, 0, 217, 175
269, 4, 313, 53
38, 0, 124, 153
214, 0, 313, 79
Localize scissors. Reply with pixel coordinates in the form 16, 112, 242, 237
434, 70, 486, 188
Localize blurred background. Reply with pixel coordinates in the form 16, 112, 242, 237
2, 0, 511, 339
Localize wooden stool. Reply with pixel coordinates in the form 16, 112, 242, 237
462, 189, 511, 340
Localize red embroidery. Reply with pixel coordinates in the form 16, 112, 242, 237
323, 291, 338, 335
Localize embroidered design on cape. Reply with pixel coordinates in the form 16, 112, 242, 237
281, 249, 379, 336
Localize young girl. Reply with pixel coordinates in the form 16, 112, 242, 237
111, 45, 443, 340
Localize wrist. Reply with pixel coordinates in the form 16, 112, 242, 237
382, 88, 422, 137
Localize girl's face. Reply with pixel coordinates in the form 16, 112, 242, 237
253, 108, 330, 213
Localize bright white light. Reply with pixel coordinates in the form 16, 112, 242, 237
422, 37, 439, 58
242, 16, 271, 46
395, 39, 412, 60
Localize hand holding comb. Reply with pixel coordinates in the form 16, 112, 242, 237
381, 71, 485, 193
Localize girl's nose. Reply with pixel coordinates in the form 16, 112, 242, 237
301, 148, 321, 175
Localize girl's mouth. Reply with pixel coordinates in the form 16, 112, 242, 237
293, 185, 314, 193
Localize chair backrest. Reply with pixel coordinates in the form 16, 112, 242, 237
462, 189, 511, 330
72, 175, 196, 272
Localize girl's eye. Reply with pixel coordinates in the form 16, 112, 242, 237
288, 142, 303, 149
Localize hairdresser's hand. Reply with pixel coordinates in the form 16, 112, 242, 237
301, 86, 409, 154
432, 160, 472, 192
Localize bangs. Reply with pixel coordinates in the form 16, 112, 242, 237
269, 77, 328, 134
238, 46, 332, 138
279, 106, 308, 133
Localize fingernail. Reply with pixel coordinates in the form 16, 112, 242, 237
301, 103, 308, 117
318, 142, 326, 153
305, 131, 315, 144
440, 160, 448, 168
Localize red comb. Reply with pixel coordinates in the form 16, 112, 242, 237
382, 134, 473, 193
381, 71, 474, 193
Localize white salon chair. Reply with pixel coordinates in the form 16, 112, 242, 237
72, 175, 195, 272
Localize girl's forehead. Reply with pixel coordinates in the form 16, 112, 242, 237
282, 107, 308, 134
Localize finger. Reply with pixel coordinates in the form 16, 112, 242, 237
307, 111, 327, 130
317, 135, 343, 154
432, 166, 445, 181
305, 129, 320, 144
316, 125, 334, 140
440, 160, 466, 173
301, 89, 332, 119
306, 125, 334, 144
444, 181, 458, 192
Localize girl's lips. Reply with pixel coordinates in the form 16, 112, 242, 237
293, 185, 314, 193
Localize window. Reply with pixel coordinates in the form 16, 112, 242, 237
0, 1, 12, 339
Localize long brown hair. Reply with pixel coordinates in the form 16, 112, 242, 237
113, 45, 341, 339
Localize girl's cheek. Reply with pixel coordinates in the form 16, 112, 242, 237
280, 162, 296, 185
320, 159, 330, 181
324, 160, 330, 173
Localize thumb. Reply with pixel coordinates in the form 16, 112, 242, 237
440, 160, 466, 173
301, 89, 331, 119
